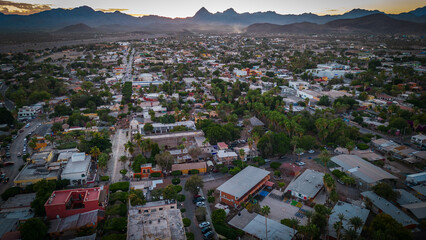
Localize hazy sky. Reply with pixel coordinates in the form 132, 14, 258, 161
1, 0, 424, 17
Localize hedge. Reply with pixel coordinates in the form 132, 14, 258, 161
172, 178, 181, 185
208, 196, 215, 203
1, 187, 23, 201
150, 172, 162, 178
357, 143, 369, 150
101, 234, 127, 240
183, 218, 191, 227
189, 169, 199, 174
109, 182, 130, 192
172, 170, 182, 176
186, 232, 195, 240
100, 176, 110, 181
214, 223, 243, 240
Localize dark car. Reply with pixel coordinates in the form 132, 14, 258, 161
3, 177, 9, 183
203, 231, 213, 239
201, 227, 212, 234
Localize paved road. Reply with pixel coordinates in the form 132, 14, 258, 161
0, 119, 42, 195
0, 83, 15, 111
108, 129, 129, 182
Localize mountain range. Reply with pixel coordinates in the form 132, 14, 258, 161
0, 6, 425, 34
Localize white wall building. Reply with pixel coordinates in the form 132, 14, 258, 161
61, 153, 91, 186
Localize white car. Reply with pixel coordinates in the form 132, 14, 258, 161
196, 202, 205, 207
296, 161, 306, 166
199, 222, 210, 228
308, 150, 315, 154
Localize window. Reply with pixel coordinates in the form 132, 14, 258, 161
151, 209, 157, 213
144, 210, 149, 213
171, 206, 175, 209
159, 208, 163, 211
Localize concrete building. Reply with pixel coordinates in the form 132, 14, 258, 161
136, 163, 162, 179
14, 163, 60, 186
48, 209, 104, 238
328, 201, 370, 240
330, 154, 397, 189
61, 153, 92, 186
171, 162, 207, 175
229, 209, 296, 240
127, 201, 186, 240
285, 169, 324, 201
217, 166, 270, 207
406, 172, 426, 185
215, 150, 238, 165
411, 134, 426, 149
361, 191, 418, 229
44, 187, 106, 220
139, 121, 196, 134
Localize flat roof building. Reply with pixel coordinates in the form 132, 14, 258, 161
61, 153, 92, 186
285, 169, 324, 201
127, 201, 186, 240
217, 166, 270, 207
44, 187, 105, 220
13, 163, 60, 187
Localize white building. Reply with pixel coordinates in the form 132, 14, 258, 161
289, 81, 310, 90
61, 153, 92, 186
285, 169, 324, 201
139, 121, 196, 134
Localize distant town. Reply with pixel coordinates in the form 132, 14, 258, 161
0, 33, 425, 240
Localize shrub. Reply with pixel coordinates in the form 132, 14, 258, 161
174, 185, 182, 193
100, 176, 110, 181
270, 161, 281, 170
208, 196, 215, 203
106, 204, 127, 217
109, 192, 129, 204
101, 234, 127, 240
212, 209, 226, 224
186, 232, 195, 240
104, 217, 127, 232
195, 207, 207, 222
1, 187, 23, 201
332, 169, 346, 179
177, 194, 186, 202
220, 166, 228, 173
183, 218, 191, 227
150, 172, 161, 178
109, 182, 130, 192
214, 222, 243, 240
180, 208, 186, 213
207, 189, 215, 196
172, 178, 181, 185
229, 167, 241, 175
274, 170, 281, 177
172, 170, 182, 176
119, 169, 127, 175
357, 143, 369, 150
189, 169, 199, 174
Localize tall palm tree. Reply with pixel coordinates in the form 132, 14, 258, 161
305, 211, 313, 225
334, 213, 346, 240
319, 149, 331, 171
343, 228, 358, 240
349, 216, 363, 233
261, 205, 271, 240
289, 217, 300, 237
89, 146, 101, 161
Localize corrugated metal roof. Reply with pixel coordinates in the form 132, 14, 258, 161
217, 166, 269, 198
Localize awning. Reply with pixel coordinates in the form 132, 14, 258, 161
265, 181, 274, 187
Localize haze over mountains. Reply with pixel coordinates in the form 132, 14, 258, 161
0, 5, 425, 34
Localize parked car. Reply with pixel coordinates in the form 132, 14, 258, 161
296, 161, 306, 166
337, 179, 344, 185
3, 177, 9, 183
196, 202, 205, 207
3, 162, 14, 166
308, 150, 315, 154
264, 158, 271, 163
203, 231, 213, 239
25, 123, 30, 128
201, 227, 212, 234
199, 222, 210, 229
17, 152, 21, 157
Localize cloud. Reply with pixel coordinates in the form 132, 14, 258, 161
0, 0, 52, 15
96, 8, 129, 13
326, 9, 339, 12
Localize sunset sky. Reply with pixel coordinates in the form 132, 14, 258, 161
0, 0, 424, 17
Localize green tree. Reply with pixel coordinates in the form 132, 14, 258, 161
98, 153, 109, 174
345, 141, 355, 154
20, 218, 48, 240
372, 182, 398, 201
184, 175, 203, 195
143, 123, 154, 133
319, 149, 331, 170
163, 185, 178, 200
212, 209, 226, 224
349, 216, 363, 232
261, 205, 271, 240
369, 213, 412, 240
155, 152, 174, 171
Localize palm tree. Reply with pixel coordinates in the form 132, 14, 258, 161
343, 228, 358, 240
334, 213, 346, 240
345, 141, 355, 154
119, 155, 128, 169
319, 149, 331, 171
291, 136, 300, 161
89, 146, 101, 161
305, 211, 313, 225
261, 205, 271, 240
289, 217, 300, 237
349, 216, 363, 233
295, 148, 304, 162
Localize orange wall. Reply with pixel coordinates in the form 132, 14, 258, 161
219, 175, 270, 207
